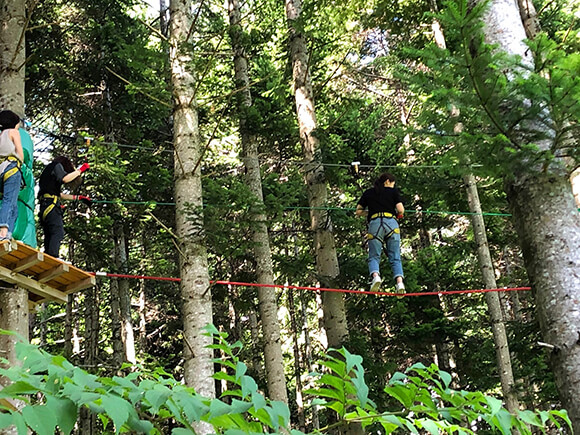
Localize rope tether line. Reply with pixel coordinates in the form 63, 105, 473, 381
88, 200, 514, 217
91, 272, 531, 297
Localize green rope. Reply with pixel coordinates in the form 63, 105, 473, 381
91, 200, 515, 217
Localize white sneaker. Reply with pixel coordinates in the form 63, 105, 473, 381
370, 275, 382, 292
395, 282, 406, 298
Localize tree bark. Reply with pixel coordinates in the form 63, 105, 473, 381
480, 0, 580, 428
113, 222, 136, 364
288, 288, 306, 430
169, 0, 216, 424
110, 275, 124, 367
0, 0, 25, 111
507, 173, 580, 427
228, 0, 288, 403
0, 287, 28, 375
464, 174, 520, 413
285, 0, 348, 349
572, 169, 580, 207
0, 4, 28, 433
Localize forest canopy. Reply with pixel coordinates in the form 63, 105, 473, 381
0, 0, 579, 432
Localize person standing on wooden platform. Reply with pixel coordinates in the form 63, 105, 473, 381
38, 157, 90, 258
0, 110, 24, 241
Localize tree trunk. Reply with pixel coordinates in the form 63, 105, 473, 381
288, 288, 306, 430
0, 4, 28, 433
0, 0, 25, 111
285, 0, 348, 349
228, 0, 288, 403
572, 169, 580, 207
169, 0, 216, 422
113, 222, 136, 364
464, 174, 520, 413
110, 276, 124, 367
507, 174, 580, 427
0, 287, 28, 373
80, 284, 99, 434
480, 0, 580, 428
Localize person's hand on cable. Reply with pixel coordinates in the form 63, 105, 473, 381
78, 162, 90, 173
74, 195, 92, 206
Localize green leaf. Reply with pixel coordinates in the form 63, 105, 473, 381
172, 428, 195, 435
234, 361, 247, 380
439, 370, 452, 389
485, 396, 503, 415
342, 348, 363, 373
517, 410, 542, 427
419, 419, 440, 435
385, 384, 414, 408
352, 372, 369, 408
22, 405, 57, 435
102, 395, 132, 433
145, 385, 172, 414
174, 391, 209, 422
311, 387, 343, 401
319, 373, 345, 391
0, 413, 13, 430
229, 399, 252, 415
389, 372, 407, 384
126, 415, 155, 433
241, 376, 258, 398
0, 381, 38, 396
549, 409, 573, 431
46, 396, 77, 435
208, 399, 233, 420
488, 408, 514, 435
266, 400, 290, 429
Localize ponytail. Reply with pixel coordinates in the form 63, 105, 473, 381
374, 173, 396, 192
0, 110, 20, 131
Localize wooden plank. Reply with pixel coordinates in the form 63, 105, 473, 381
0, 264, 67, 303
0, 240, 14, 258
38, 263, 70, 283
63, 276, 96, 293
12, 252, 44, 273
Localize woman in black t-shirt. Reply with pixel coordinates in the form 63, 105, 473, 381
38, 156, 90, 258
356, 173, 405, 293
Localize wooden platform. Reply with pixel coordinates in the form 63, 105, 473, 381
0, 240, 95, 306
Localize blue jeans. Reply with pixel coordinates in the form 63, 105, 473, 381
367, 217, 404, 281
0, 162, 21, 235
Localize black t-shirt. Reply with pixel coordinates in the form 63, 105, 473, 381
357, 186, 403, 221
38, 162, 67, 198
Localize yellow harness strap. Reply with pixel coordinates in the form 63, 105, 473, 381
366, 227, 400, 241
370, 212, 394, 220
41, 193, 59, 221
2, 156, 22, 183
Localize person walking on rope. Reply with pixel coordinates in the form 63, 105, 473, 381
0, 110, 24, 241
38, 156, 90, 258
356, 172, 405, 293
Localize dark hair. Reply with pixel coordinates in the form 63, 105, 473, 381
0, 110, 20, 131
54, 156, 75, 173
374, 173, 396, 192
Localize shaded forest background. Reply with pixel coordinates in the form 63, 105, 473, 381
4, 0, 579, 431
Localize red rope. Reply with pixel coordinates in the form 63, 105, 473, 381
91, 272, 531, 297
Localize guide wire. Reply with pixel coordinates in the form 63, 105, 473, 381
91, 271, 531, 297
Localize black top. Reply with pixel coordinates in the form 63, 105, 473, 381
357, 186, 403, 222
38, 162, 67, 197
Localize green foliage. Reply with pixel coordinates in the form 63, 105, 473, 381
0, 330, 571, 434
401, 0, 580, 176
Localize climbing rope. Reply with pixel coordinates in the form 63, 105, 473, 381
91, 272, 531, 298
